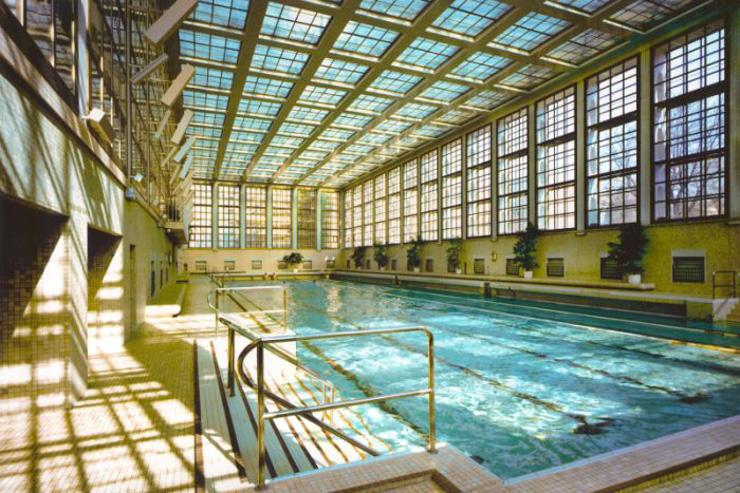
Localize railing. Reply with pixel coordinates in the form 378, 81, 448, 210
207, 284, 287, 336
712, 270, 737, 299
229, 323, 436, 489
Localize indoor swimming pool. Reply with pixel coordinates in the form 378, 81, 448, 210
231, 280, 740, 479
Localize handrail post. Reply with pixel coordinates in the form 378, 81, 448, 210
227, 325, 235, 397
427, 331, 436, 453
256, 341, 266, 489
283, 288, 288, 328
712, 272, 716, 299
214, 290, 220, 337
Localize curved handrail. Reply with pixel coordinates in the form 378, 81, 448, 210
235, 335, 378, 456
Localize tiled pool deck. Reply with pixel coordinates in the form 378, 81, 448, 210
1, 276, 737, 492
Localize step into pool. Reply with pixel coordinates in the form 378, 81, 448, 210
227, 280, 740, 479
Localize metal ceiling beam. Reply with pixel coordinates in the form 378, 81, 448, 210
267, 0, 456, 184
240, 0, 366, 181
210, 0, 269, 180
315, 0, 640, 187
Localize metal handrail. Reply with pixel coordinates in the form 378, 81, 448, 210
207, 284, 333, 404
712, 270, 737, 299
231, 324, 436, 489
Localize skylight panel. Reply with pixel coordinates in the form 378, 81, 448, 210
244, 76, 293, 98
309, 139, 341, 151
192, 127, 222, 139
226, 142, 259, 155
359, 0, 430, 20
179, 30, 240, 63
334, 21, 399, 57
436, 109, 477, 124
397, 38, 459, 69
465, 89, 508, 109
191, 111, 225, 126
494, 13, 570, 52
371, 71, 422, 95
499, 64, 558, 90
450, 51, 512, 81
349, 94, 395, 113
270, 135, 305, 148
321, 127, 356, 140
251, 44, 309, 75
230, 131, 265, 144
398, 135, 425, 147
238, 98, 282, 116
413, 124, 449, 138
359, 133, 392, 145
192, 66, 233, 90
395, 102, 437, 119
261, 2, 331, 45
432, 0, 510, 37
233, 116, 272, 132
287, 106, 329, 123
278, 122, 316, 136
334, 112, 374, 129
608, 0, 694, 30
300, 149, 329, 160
184, 90, 229, 110
346, 144, 376, 154
549, 0, 610, 14
264, 145, 293, 157
420, 81, 469, 101
376, 119, 413, 133
547, 29, 619, 64
314, 58, 370, 85
192, 0, 249, 29
299, 85, 348, 105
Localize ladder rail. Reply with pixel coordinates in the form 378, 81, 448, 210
712, 270, 737, 299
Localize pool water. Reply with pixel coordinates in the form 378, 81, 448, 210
232, 280, 740, 479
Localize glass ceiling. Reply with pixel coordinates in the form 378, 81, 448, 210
177, 0, 700, 188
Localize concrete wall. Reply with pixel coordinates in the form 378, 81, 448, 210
337, 222, 739, 297
0, 59, 175, 407
178, 248, 340, 273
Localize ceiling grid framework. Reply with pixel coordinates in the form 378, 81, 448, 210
174, 0, 709, 187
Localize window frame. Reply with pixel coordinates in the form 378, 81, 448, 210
217, 184, 240, 248
465, 125, 493, 239
441, 139, 463, 240
650, 20, 729, 223
497, 107, 529, 236
535, 85, 577, 232
245, 186, 267, 248
584, 56, 641, 230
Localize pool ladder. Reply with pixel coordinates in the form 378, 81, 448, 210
208, 284, 437, 489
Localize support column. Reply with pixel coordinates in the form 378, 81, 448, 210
729, 9, 740, 221
239, 184, 246, 248
491, 124, 498, 241
575, 80, 586, 233
291, 188, 298, 250
317, 189, 322, 251
527, 103, 537, 227
266, 186, 273, 248
639, 48, 653, 225
211, 183, 218, 249
75, 0, 90, 115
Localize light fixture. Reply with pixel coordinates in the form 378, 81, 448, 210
171, 109, 193, 145
131, 53, 169, 84
180, 154, 194, 180
132, 172, 145, 182
144, 0, 198, 45
82, 108, 114, 143
161, 64, 194, 107
174, 135, 196, 162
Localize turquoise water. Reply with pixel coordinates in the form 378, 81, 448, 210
232, 280, 740, 479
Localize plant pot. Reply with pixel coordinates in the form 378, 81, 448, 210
379, 266, 386, 271
292, 268, 298, 273
627, 273, 641, 284
455, 268, 462, 275
413, 267, 420, 273
523, 270, 533, 279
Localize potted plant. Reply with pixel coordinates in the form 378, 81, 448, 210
352, 246, 367, 269
373, 242, 388, 271
513, 222, 539, 279
607, 224, 648, 284
407, 237, 423, 273
446, 238, 463, 274
282, 252, 304, 273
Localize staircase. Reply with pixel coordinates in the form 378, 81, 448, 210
194, 337, 388, 490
